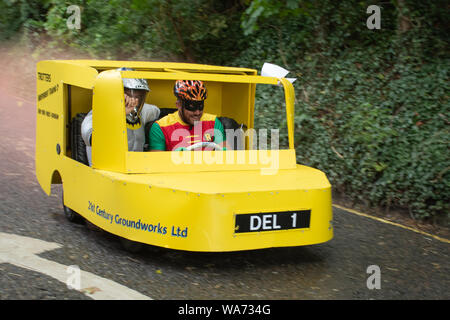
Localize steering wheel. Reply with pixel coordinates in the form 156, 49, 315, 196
185, 142, 223, 151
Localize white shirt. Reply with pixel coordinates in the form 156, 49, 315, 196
81, 103, 160, 166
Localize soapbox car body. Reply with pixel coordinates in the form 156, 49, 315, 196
35, 60, 333, 252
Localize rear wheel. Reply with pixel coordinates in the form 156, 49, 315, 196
120, 237, 144, 253
62, 191, 84, 224
63, 204, 84, 224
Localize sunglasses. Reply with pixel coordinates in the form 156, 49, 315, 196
182, 100, 204, 112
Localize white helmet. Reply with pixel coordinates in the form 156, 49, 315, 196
118, 67, 150, 91
117, 67, 150, 124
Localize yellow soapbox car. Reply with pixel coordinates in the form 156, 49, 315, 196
35, 60, 333, 252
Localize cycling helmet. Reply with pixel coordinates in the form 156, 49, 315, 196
117, 67, 150, 125
174, 80, 207, 101
118, 67, 150, 91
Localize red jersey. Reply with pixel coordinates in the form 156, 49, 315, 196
151, 111, 224, 151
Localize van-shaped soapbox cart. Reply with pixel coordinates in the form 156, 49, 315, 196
35, 60, 333, 252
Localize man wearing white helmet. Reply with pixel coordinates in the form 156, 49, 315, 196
81, 67, 160, 166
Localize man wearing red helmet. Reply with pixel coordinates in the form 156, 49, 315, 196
149, 80, 226, 151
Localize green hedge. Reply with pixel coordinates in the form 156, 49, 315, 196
293, 54, 449, 220
1, 0, 448, 221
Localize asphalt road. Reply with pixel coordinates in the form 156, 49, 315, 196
0, 88, 448, 301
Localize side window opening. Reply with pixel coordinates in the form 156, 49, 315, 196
252, 84, 290, 150
71, 113, 89, 165
65, 84, 92, 165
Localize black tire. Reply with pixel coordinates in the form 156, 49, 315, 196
63, 203, 85, 224
62, 191, 84, 224
120, 237, 144, 253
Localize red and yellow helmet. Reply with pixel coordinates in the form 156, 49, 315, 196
174, 80, 207, 101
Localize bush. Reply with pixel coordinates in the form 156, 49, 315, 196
0, 0, 49, 41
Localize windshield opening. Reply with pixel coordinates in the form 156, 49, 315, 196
252, 84, 290, 151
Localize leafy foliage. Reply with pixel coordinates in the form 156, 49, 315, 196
39, 0, 245, 62
0, 0, 50, 41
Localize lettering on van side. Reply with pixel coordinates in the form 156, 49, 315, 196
37, 108, 59, 120
87, 201, 188, 238
38, 84, 59, 101
37, 72, 52, 82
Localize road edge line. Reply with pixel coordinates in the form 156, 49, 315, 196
332, 204, 450, 244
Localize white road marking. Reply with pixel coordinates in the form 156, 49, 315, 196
0, 232, 152, 300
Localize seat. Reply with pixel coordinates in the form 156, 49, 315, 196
71, 113, 89, 165
218, 117, 247, 150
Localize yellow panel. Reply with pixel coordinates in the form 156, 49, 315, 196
70, 85, 92, 116
280, 78, 296, 149
145, 80, 176, 108
58, 60, 258, 75
221, 83, 251, 126
37, 60, 98, 89
91, 70, 128, 171
125, 149, 296, 174
36, 61, 68, 194
103, 164, 330, 194
121, 71, 278, 84
62, 161, 332, 252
